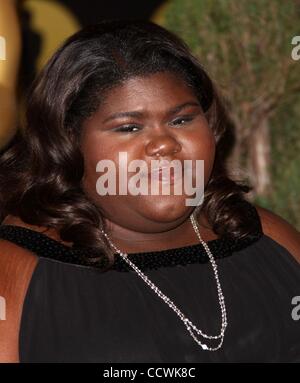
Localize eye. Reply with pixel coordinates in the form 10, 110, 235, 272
114, 125, 141, 133
170, 116, 194, 126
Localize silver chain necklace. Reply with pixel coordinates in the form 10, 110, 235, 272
100, 213, 228, 351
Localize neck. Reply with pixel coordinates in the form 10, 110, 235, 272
105, 215, 193, 242
103, 211, 217, 254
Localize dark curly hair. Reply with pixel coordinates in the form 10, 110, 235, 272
0, 19, 257, 271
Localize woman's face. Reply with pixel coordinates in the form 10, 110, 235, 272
80, 71, 216, 233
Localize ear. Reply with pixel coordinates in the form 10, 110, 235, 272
254, 205, 300, 264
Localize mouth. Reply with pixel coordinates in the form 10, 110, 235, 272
148, 166, 183, 184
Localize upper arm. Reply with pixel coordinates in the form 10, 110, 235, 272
0, 240, 38, 362
255, 205, 300, 264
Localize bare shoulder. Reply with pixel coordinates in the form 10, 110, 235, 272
0, 231, 39, 362
254, 204, 300, 264
0, 214, 74, 362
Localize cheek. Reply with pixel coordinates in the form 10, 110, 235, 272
203, 139, 216, 184
184, 127, 216, 184
201, 133, 216, 181
202, 133, 216, 165
81, 130, 118, 173
185, 125, 216, 161
80, 135, 110, 195
80, 135, 138, 204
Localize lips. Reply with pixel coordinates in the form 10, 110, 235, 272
149, 166, 182, 184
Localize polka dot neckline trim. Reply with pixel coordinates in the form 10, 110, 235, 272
0, 221, 263, 272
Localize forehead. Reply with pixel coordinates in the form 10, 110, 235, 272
98, 72, 197, 112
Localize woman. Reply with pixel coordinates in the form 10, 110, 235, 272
0, 19, 299, 363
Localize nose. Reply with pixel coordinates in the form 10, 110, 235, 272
145, 134, 182, 159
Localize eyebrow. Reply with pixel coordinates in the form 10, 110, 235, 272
102, 101, 201, 123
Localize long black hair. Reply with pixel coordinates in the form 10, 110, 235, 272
0, 19, 257, 270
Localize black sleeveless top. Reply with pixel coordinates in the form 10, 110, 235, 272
0, 203, 300, 363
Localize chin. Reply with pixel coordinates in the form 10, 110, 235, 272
138, 195, 191, 223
